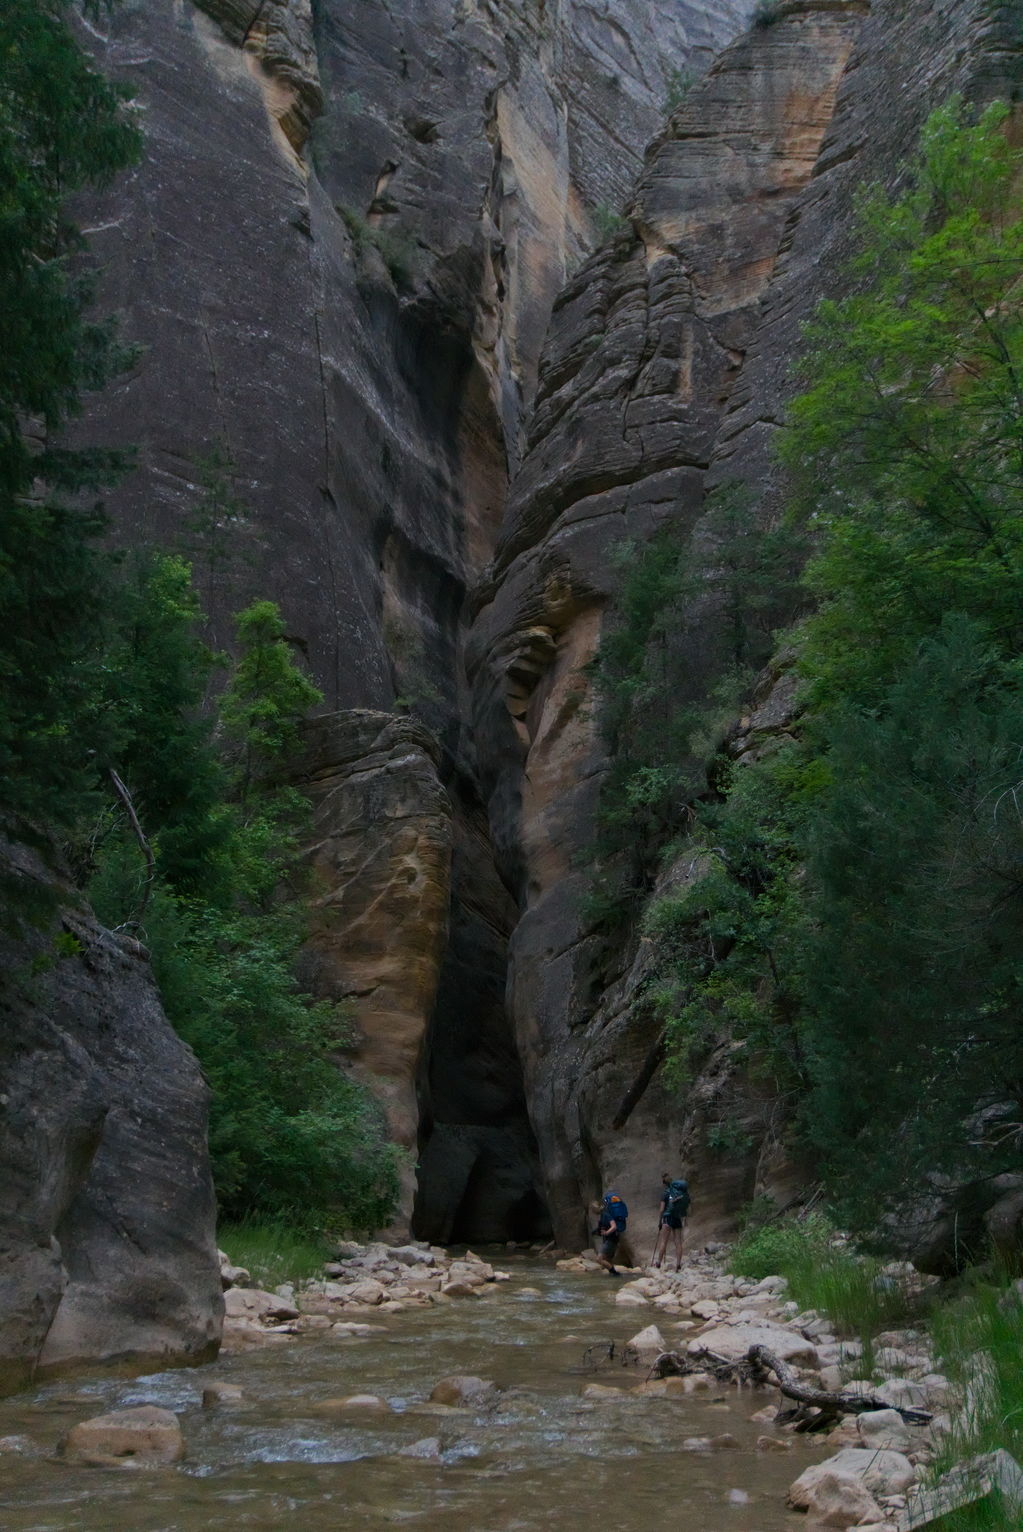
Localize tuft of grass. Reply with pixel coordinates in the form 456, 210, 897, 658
927, 1279, 1023, 1530
730, 1212, 918, 1373
218, 1218, 332, 1289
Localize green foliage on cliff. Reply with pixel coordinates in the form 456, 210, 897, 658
587, 488, 805, 930
0, 5, 398, 1235
0, 0, 141, 835
643, 98, 1023, 1232
88, 566, 400, 1232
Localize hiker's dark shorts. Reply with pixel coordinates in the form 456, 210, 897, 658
662, 1213, 685, 1231
600, 1231, 620, 1260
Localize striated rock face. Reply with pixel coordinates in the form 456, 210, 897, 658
75, 0, 752, 1242
467, 0, 1023, 1250
69, 0, 1023, 1253
468, 0, 865, 1248
0, 845, 222, 1394
296, 712, 454, 1226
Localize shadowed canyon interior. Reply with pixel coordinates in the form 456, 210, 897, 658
4, 0, 1023, 1389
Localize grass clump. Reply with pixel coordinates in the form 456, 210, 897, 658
218, 1219, 333, 1289
730, 1212, 917, 1371
927, 1280, 1023, 1530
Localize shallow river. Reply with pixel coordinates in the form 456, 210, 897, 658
0, 1261, 823, 1531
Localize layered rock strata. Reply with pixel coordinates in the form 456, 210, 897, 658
468, 0, 1023, 1253
76, 0, 752, 1240
468, 0, 865, 1251
297, 712, 454, 1225
0, 844, 222, 1394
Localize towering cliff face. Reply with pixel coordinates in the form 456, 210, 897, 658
78, 0, 752, 1240
467, 0, 1023, 1254
0, 846, 222, 1394
71, 0, 1023, 1252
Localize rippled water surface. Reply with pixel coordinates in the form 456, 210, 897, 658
0, 1261, 823, 1531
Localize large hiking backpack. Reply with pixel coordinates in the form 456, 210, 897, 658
665, 1179, 690, 1218
603, 1193, 628, 1231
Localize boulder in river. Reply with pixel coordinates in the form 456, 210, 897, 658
201, 1383, 244, 1408
627, 1324, 667, 1362
63, 1406, 184, 1466
429, 1375, 497, 1407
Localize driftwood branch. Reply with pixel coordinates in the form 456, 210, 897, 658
746, 1345, 932, 1425
108, 768, 155, 922
648, 1344, 932, 1429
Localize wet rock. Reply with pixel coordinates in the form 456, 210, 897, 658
64, 1406, 184, 1466
398, 1436, 442, 1459
682, 1437, 714, 1452
709, 1433, 740, 1451
633, 1377, 688, 1397
440, 1281, 481, 1299
627, 1324, 667, 1362
614, 1291, 650, 1307
429, 1376, 497, 1407
201, 1383, 244, 1408
581, 1383, 625, 1399
315, 1394, 392, 1414
690, 1321, 820, 1368
518, 1287, 543, 1297
857, 1409, 913, 1453
756, 1434, 792, 1452
793, 1468, 883, 1527
750, 1406, 777, 1424
223, 1288, 299, 1323
331, 1321, 387, 1336
681, 1373, 714, 1393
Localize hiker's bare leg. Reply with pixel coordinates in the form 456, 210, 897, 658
673, 1226, 684, 1270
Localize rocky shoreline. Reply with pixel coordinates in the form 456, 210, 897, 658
25, 1235, 989, 1529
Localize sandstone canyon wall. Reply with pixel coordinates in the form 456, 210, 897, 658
66, 0, 1023, 1254
0, 844, 222, 1394
76, 0, 752, 1243
468, 0, 1023, 1255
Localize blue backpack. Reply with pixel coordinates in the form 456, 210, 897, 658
603, 1194, 628, 1231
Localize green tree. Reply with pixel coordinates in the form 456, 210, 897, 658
220, 599, 323, 793
88, 574, 398, 1231
0, 0, 140, 834
650, 99, 1023, 1233
588, 488, 804, 927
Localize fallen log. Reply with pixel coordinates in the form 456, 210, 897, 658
746, 1344, 932, 1425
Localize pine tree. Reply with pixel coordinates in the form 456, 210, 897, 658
0, 0, 140, 834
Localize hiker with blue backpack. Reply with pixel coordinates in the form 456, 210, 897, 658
594, 1191, 628, 1276
652, 1173, 690, 1271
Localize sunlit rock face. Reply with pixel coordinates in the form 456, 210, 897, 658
0, 845, 222, 1395
467, 0, 1023, 1251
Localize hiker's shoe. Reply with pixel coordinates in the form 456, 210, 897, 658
608, 1268, 621, 1278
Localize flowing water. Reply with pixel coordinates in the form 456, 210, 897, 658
0, 1262, 822, 1531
